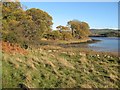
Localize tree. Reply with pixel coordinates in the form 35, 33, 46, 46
61, 32, 73, 40
2, 1, 22, 20
80, 22, 91, 37
2, 1, 53, 47
56, 25, 70, 32
67, 20, 91, 38
67, 20, 77, 37
26, 8, 53, 32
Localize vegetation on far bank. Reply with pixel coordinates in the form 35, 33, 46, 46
90, 29, 120, 37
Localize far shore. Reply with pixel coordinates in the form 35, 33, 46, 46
39, 37, 101, 46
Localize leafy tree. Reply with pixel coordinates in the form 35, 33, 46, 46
26, 8, 53, 32
2, 1, 53, 47
67, 20, 77, 37
67, 20, 91, 38
61, 31, 73, 40
2, 1, 22, 20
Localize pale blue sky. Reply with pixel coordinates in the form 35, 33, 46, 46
22, 2, 118, 29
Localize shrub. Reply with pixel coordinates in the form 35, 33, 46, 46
61, 31, 73, 40
2, 32, 18, 43
44, 30, 62, 40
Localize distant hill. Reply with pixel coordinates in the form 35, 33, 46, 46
90, 29, 120, 37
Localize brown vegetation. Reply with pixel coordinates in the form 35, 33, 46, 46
1, 41, 28, 54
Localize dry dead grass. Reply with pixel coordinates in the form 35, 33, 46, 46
57, 57, 75, 69
1, 41, 28, 55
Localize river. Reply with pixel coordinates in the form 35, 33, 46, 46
89, 37, 119, 52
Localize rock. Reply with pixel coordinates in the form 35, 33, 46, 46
48, 50, 52, 53
107, 55, 110, 58
61, 52, 68, 54
97, 54, 99, 57
79, 53, 82, 56
98, 57, 100, 59
41, 38, 47, 40
53, 50, 56, 52
110, 57, 113, 59
79, 52, 86, 56
104, 55, 107, 57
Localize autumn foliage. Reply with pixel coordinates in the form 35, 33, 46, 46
1, 41, 28, 54
1, 1, 91, 47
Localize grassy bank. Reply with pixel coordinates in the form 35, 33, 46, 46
39, 38, 92, 45
2, 44, 120, 88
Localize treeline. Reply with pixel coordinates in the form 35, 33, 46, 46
90, 29, 120, 37
44, 20, 91, 40
1, 1, 91, 48
100, 32, 120, 37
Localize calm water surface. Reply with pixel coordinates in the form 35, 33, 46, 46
89, 37, 119, 52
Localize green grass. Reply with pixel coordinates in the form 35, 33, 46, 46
2, 46, 120, 88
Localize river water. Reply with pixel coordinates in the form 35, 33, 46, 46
89, 37, 119, 52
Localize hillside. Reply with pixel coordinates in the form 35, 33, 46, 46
90, 29, 120, 37
2, 41, 120, 88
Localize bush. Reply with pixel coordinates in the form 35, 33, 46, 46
61, 31, 73, 40
2, 32, 29, 49
2, 32, 18, 43
43, 30, 62, 40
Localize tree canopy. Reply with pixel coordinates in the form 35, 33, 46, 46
2, 1, 53, 48
68, 20, 91, 38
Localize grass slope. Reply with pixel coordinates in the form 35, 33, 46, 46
2, 45, 120, 88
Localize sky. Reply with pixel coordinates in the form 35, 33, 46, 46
21, 2, 118, 29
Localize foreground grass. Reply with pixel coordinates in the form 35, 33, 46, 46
2, 45, 120, 88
